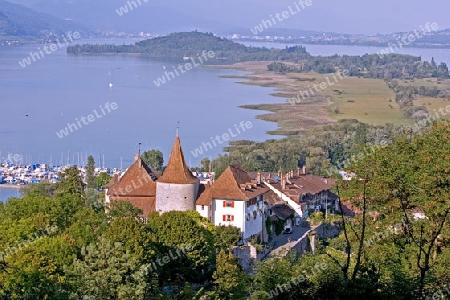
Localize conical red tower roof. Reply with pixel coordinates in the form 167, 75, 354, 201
158, 136, 199, 184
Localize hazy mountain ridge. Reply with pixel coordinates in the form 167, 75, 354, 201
0, 0, 92, 41
2, 0, 449, 48
7, 0, 228, 34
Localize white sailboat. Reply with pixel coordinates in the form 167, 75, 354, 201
108, 70, 113, 88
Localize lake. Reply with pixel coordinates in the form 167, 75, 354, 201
0, 38, 282, 171
0, 187, 21, 203
0, 39, 448, 202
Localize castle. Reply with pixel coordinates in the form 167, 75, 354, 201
105, 136, 199, 216
105, 135, 338, 243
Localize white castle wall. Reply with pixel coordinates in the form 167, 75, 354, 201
155, 182, 199, 213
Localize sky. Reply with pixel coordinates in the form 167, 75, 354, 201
8, 0, 450, 35
159, 0, 449, 34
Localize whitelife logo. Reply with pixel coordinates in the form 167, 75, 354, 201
56, 102, 118, 139
289, 69, 349, 105
116, 0, 149, 16
18, 31, 81, 68
153, 50, 216, 87
377, 22, 439, 58
250, 0, 313, 35
190, 121, 253, 158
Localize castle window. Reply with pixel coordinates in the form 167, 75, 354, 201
201, 205, 205, 210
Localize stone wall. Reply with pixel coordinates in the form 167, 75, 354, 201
291, 223, 340, 256
155, 182, 199, 213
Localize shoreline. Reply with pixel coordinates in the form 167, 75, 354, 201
0, 184, 22, 190
213, 61, 338, 134
212, 61, 430, 133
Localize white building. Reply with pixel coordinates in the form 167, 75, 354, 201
196, 164, 269, 242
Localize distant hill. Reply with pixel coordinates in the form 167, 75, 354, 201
0, 0, 91, 41
6, 0, 227, 35
66, 31, 310, 63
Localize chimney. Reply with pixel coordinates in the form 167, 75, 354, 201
290, 170, 294, 178
134, 154, 141, 168
302, 165, 306, 175
278, 170, 281, 178
297, 167, 300, 176
281, 177, 286, 190
257, 172, 261, 184
324, 178, 328, 185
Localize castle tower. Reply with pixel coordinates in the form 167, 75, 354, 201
155, 136, 200, 213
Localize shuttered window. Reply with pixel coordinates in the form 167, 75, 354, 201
223, 215, 234, 222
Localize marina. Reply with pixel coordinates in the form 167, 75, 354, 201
0, 162, 113, 202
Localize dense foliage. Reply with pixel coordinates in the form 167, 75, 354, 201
207, 119, 406, 177
0, 0, 90, 40
0, 121, 449, 299
67, 32, 449, 81
268, 54, 449, 79
67, 32, 310, 63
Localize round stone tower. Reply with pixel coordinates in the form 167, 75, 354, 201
155, 136, 200, 213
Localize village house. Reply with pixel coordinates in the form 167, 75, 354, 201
105, 135, 339, 241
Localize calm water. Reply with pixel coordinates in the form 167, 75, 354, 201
0, 40, 448, 202
0, 39, 282, 170
0, 188, 20, 203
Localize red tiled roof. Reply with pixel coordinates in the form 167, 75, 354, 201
109, 197, 156, 217
196, 183, 212, 206
271, 204, 295, 220
264, 189, 285, 205
211, 164, 269, 201
104, 174, 119, 189
158, 136, 199, 184
107, 158, 158, 197
252, 171, 334, 195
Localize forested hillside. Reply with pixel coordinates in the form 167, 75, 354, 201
66, 31, 310, 62
0, 121, 448, 299
0, 0, 90, 41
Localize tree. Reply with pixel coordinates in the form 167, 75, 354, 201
200, 157, 211, 170
141, 150, 164, 172
54, 166, 85, 199
103, 217, 159, 263
19, 181, 55, 197
67, 237, 153, 299
86, 155, 96, 189
335, 121, 450, 298
108, 200, 143, 219
97, 172, 111, 188
147, 211, 215, 282
0, 235, 76, 299
214, 225, 242, 251
212, 249, 248, 299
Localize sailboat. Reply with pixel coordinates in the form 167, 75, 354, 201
108, 70, 113, 88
